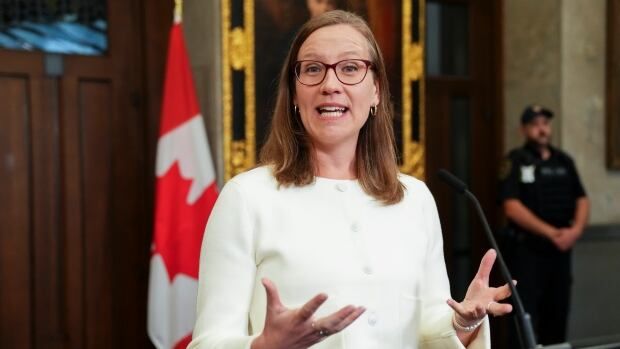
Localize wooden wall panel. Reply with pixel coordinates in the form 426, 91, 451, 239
30, 77, 65, 349
59, 75, 85, 349
79, 80, 114, 349
0, 76, 33, 349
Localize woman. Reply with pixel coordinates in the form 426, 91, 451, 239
188, 10, 512, 349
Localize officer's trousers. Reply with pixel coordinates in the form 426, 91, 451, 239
505, 239, 572, 348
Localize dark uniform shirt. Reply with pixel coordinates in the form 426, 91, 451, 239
499, 142, 587, 250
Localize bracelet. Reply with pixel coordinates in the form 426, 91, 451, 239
452, 313, 484, 332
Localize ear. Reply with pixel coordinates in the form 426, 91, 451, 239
372, 79, 380, 106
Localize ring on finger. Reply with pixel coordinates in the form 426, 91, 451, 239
312, 322, 329, 337
486, 301, 495, 312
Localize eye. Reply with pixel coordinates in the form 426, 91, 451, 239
302, 63, 324, 75
339, 61, 362, 74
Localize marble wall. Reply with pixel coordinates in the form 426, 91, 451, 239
505, 0, 620, 224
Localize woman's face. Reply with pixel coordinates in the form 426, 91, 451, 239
294, 24, 380, 150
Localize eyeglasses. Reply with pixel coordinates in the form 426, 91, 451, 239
294, 59, 373, 86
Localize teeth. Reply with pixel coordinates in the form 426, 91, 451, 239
320, 107, 344, 111
321, 111, 343, 117
317, 106, 347, 115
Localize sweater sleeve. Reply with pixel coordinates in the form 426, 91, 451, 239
187, 180, 259, 349
418, 185, 491, 349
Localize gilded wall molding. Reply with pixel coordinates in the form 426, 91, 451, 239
401, 0, 426, 179
222, 0, 255, 181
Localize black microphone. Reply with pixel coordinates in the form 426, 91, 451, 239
437, 169, 538, 349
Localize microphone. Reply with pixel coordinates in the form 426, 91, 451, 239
437, 169, 538, 349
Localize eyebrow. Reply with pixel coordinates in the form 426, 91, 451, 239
298, 50, 366, 60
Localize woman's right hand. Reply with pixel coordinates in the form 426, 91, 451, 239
251, 278, 366, 349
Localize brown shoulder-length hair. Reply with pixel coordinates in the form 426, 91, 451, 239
259, 10, 404, 204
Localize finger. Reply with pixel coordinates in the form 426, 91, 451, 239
331, 306, 366, 332
262, 278, 284, 312
449, 298, 488, 320
297, 293, 328, 321
446, 298, 468, 316
488, 302, 513, 316
448, 299, 483, 324
493, 282, 513, 301
474, 249, 497, 284
317, 305, 358, 329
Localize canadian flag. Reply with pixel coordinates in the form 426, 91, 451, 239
147, 16, 218, 349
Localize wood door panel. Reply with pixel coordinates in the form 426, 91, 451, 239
60, 76, 86, 349
0, 75, 33, 349
79, 80, 115, 349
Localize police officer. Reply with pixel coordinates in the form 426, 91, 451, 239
499, 105, 590, 348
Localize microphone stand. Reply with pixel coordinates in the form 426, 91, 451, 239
437, 169, 538, 349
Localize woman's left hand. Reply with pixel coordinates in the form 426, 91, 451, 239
446, 249, 514, 327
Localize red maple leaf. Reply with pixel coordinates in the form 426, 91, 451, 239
152, 161, 217, 280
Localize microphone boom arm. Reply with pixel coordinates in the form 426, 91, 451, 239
438, 169, 538, 349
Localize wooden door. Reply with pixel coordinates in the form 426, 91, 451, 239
0, 1, 171, 348
424, 0, 503, 299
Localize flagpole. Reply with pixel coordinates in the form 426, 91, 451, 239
174, 0, 182, 24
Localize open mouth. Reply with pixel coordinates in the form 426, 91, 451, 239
316, 106, 348, 118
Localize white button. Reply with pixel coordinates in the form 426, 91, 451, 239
336, 183, 347, 192
351, 222, 360, 232
363, 266, 373, 275
367, 311, 378, 326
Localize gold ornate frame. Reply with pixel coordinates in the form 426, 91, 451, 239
222, 0, 425, 180
608, 0, 620, 169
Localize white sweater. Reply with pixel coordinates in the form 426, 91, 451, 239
188, 166, 490, 349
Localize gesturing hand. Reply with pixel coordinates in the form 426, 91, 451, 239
251, 278, 366, 349
446, 249, 514, 329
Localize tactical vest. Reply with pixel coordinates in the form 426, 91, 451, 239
514, 148, 576, 228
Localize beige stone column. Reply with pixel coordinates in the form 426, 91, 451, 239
504, 0, 562, 149
560, 0, 620, 223
184, 0, 225, 187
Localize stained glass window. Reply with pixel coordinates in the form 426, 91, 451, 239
0, 0, 107, 55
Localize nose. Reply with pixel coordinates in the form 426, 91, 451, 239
319, 67, 342, 94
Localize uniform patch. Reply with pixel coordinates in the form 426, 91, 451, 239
499, 158, 512, 180
520, 165, 536, 183
541, 166, 568, 176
